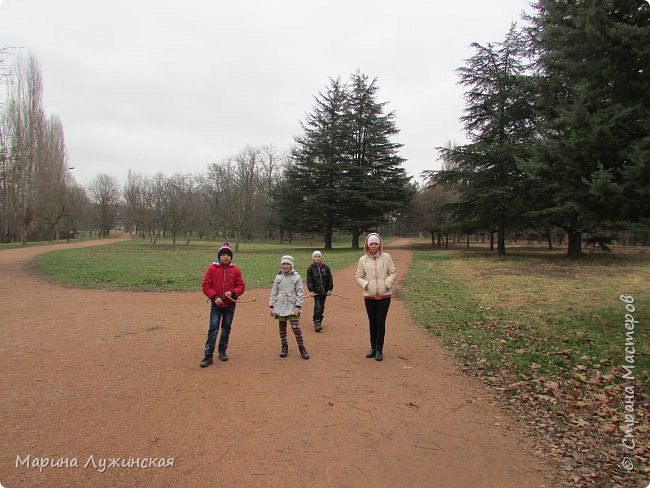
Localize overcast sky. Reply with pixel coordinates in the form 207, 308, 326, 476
0, 0, 532, 186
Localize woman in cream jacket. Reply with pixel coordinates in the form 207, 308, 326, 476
355, 233, 396, 361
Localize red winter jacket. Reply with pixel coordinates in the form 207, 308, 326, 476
202, 262, 245, 307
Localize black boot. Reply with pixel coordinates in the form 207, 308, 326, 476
366, 348, 376, 358
299, 347, 310, 360
280, 346, 288, 358
218, 351, 228, 361
314, 321, 322, 332
200, 354, 213, 368
375, 350, 383, 361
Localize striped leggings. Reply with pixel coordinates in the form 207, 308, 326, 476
279, 320, 305, 349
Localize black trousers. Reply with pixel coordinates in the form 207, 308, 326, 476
364, 297, 391, 352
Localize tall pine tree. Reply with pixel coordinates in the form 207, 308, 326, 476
279, 72, 411, 249
343, 72, 412, 248
285, 77, 350, 248
435, 26, 537, 255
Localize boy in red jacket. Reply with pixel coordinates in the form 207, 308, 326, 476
200, 243, 245, 367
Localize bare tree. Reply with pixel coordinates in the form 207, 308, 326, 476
3, 54, 46, 243
252, 145, 286, 238
123, 171, 170, 246
205, 146, 281, 251
123, 170, 147, 237
88, 173, 121, 237
164, 173, 196, 247
407, 182, 458, 248
31, 115, 74, 240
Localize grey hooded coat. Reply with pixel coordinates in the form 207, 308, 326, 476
269, 269, 305, 317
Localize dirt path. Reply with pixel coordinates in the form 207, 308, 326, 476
0, 237, 555, 487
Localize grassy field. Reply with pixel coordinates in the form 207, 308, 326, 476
403, 245, 649, 388
35, 237, 364, 291
403, 244, 649, 485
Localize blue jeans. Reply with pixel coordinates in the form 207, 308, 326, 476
312, 295, 327, 323
204, 303, 236, 355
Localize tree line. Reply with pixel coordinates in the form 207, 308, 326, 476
2, 1, 649, 255
0, 52, 412, 249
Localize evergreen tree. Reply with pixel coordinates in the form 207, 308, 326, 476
435, 26, 537, 255
278, 73, 411, 249
343, 72, 412, 248
528, 0, 650, 256
284, 77, 349, 249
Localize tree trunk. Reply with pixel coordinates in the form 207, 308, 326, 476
489, 232, 495, 251
566, 229, 582, 258
351, 228, 361, 249
234, 229, 240, 253
497, 227, 506, 256
466, 234, 470, 249
430, 230, 435, 249
324, 227, 333, 250
547, 232, 553, 250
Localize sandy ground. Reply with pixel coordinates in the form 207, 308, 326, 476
0, 236, 556, 487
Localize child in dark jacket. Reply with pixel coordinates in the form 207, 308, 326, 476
200, 243, 245, 367
306, 250, 333, 332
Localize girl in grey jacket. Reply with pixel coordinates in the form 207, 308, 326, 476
269, 255, 309, 359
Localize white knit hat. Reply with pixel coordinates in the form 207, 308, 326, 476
367, 233, 381, 245
280, 255, 295, 267
312, 250, 322, 259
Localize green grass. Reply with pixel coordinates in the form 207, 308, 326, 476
35, 237, 362, 291
403, 248, 649, 391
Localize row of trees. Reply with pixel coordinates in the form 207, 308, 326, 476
1, 51, 413, 249
426, 0, 650, 256
3, 1, 648, 255
0, 53, 88, 243
121, 146, 283, 249
0, 51, 293, 246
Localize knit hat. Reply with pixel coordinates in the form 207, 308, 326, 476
365, 232, 383, 256
367, 234, 381, 245
312, 250, 322, 259
280, 255, 295, 267
217, 243, 233, 259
